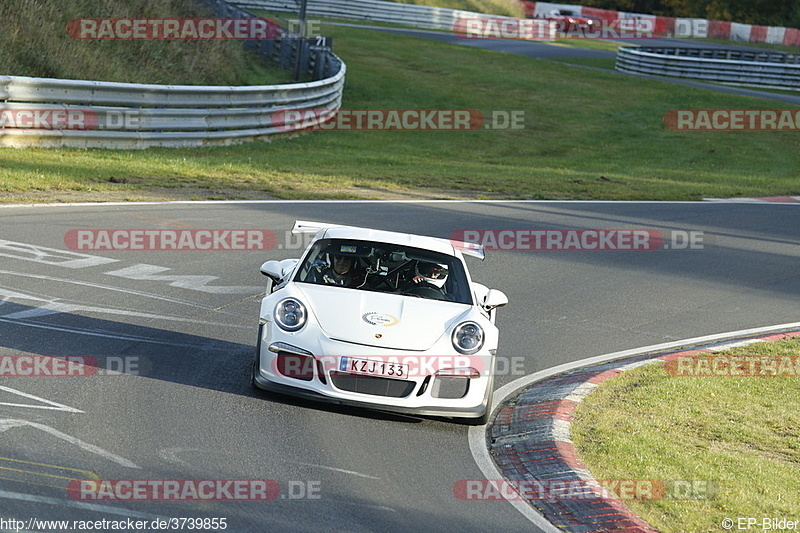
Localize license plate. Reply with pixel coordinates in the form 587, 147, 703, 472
339, 357, 409, 379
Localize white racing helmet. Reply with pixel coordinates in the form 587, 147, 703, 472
415, 261, 448, 288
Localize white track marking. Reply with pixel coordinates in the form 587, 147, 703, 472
0, 419, 139, 469
0, 269, 237, 312
0, 239, 263, 297
156, 447, 196, 467
0, 200, 751, 208
158, 448, 382, 480
317, 498, 396, 512
468, 321, 800, 531
0, 317, 218, 348
0, 287, 248, 328
0, 387, 83, 414
105, 264, 263, 294
0, 240, 118, 269
0, 488, 161, 520
290, 461, 381, 480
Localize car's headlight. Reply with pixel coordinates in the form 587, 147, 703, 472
274, 298, 307, 332
452, 321, 484, 354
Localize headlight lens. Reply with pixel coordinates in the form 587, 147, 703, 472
274, 298, 307, 332
452, 321, 484, 354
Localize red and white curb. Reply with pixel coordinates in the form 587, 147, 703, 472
468, 322, 800, 533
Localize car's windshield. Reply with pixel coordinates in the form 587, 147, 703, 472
294, 238, 473, 304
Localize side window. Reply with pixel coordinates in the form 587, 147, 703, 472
296, 241, 327, 283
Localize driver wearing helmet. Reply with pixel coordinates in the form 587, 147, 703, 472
406, 261, 448, 293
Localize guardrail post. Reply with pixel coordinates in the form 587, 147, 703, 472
309, 37, 334, 80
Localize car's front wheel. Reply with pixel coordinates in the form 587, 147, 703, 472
251, 353, 260, 389
251, 325, 264, 390
467, 395, 493, 426
459, 372, 494, 426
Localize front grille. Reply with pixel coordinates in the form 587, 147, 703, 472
329, 372, 416, 398
276, 353, 315, 381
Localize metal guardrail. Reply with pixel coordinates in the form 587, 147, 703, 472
0, 0, 345, 149
616, 47, 800, 89
231, 0, 513, 32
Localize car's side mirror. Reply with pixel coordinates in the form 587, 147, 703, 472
260, 259, 299, 293
483, 289, 508, 310
260, 260, 284, 283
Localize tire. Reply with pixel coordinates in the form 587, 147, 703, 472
461, 373, 495, 426
251, 324, 264, 389
251, 353, 260, 389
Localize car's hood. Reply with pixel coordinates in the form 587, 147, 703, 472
296, 283, 469, 351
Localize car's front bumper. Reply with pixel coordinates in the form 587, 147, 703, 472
252, 371, 492, 419
253, 325, 495, 420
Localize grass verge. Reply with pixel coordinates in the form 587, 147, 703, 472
0, 0, 291, 85
0, 21, 799, 202
571, 337, 800, 532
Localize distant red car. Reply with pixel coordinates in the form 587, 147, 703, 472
544, 9, 599, 34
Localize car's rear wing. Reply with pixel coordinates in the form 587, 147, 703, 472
451, 241, 485, 260
291, 220, 485, 260
292, 220, 341, 235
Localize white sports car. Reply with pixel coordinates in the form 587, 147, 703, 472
251, 221, 508, 424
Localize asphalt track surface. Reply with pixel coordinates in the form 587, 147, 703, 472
0, 200, 798, 532
1, 22, 799, 533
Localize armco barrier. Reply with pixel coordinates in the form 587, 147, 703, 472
0, 74, 345, 149
230, 0, 516, 31
0, 0, 345, 149
616, 46, 800, 89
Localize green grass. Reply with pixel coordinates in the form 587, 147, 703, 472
0, 0, 291, 85
571, 338, 800, 532
1, 20, 799, 202
549, 57, 618, 69
549, 39, 626, 52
